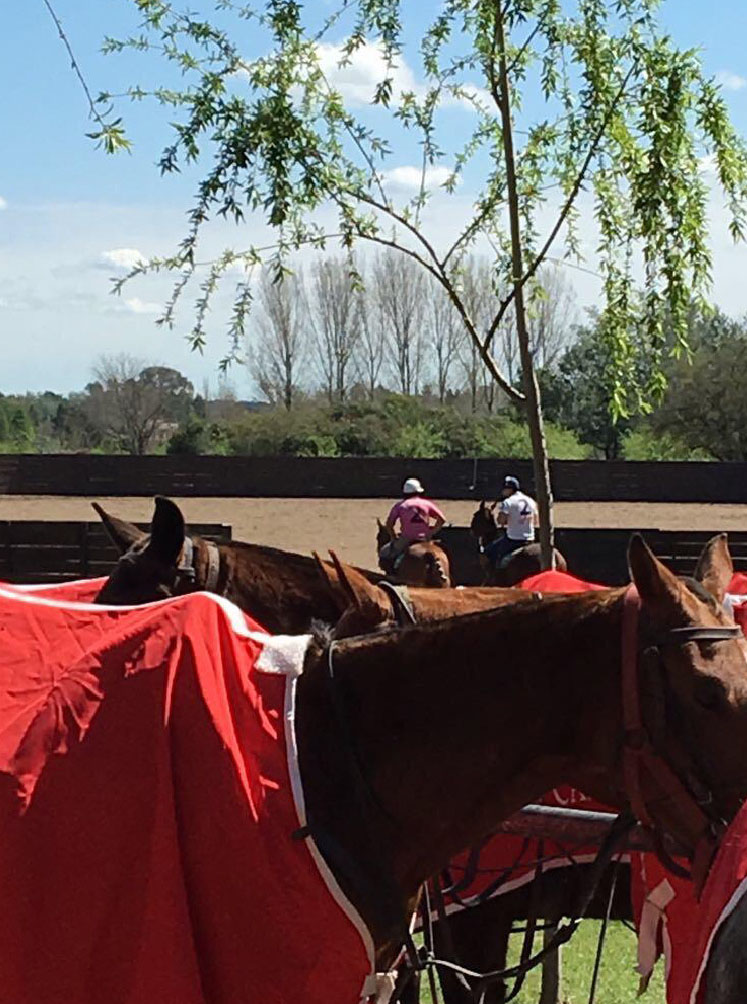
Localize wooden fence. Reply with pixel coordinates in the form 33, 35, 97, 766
441, 527, 747, 586
0, 521, 232, 585
1, 454, 747, 502
1, 520, 741, 588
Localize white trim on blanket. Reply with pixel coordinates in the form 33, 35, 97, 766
283, 674, 376, 999
689, 874, 747, 1004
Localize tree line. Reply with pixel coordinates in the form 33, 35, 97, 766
247, 253, 574, 412
2, 280, 744, 461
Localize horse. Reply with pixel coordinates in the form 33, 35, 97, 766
470, 500, 567, 585
315, 549, 532, 638
295, 530, 747, 981
92, 497, 384, 633
376, 518, 452, 588
317, 551, 633, 1003
704, 892, 747, 1003
10, 524, 747, 1001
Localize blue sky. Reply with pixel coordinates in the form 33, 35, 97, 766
2, 1, 747, 394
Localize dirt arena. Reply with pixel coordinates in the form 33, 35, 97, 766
1, 495, 746, 569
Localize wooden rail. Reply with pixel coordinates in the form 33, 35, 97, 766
1, 454, 747, 501
0, 521, 232, 584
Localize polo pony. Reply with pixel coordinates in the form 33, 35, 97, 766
375, 518, 451, 588
470, 499, 566, 584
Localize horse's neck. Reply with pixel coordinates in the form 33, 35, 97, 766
219, 543, 334, 633
298, 590, 625, 936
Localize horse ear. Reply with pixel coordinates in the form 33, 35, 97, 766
147, 496, 185, 566
328, 551, 390, 619
312, 551, 348, 613
628, 534, 682, 613
377, 517, 384, 529
91, 502, 145, 555
694, 533, 733, 604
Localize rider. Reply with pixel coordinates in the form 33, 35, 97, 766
484, 475, 539, 568
381, 478, 446, 567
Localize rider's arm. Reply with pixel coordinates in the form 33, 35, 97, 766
386, 503, 399, 536
532, 502, 540, 528
429, 515, 446, 537
497, 498, 509, 527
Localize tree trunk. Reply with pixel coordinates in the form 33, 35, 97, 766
494, 3, 555, 567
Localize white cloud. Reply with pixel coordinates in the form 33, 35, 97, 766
716, 70, 747, 92
100, 247, 147, 271
122, 296, 161, 315
381, 165, 454, 191
315, 40, 488, 110
316, 40, 419, 106
0, 196, 7, 211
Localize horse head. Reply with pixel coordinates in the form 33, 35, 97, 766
470, 500, 498, 543
625, 533, 747, 851
314, 550, 392, 638
94, 496, 209, 605
376, 518, 393, 550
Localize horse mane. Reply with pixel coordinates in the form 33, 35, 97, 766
221, 539, 383, 584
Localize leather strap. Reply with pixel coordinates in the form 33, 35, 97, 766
621, 585, 720, 893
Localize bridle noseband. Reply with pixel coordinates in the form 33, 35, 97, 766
621, 585, 742, 892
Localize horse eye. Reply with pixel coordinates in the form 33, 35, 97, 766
695, 676, 727, 713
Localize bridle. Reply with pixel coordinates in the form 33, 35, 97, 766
621, 584, 742, 892
173, 536, 222, 595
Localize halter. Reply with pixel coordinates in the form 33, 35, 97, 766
174, 536, 222, 594
621, 585, 742, 892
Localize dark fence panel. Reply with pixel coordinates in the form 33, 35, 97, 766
0, 454, 746, 502
0, 521, 232, 584
441, 527, 747, 586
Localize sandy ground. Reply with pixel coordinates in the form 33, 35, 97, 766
1, 495, 746, 570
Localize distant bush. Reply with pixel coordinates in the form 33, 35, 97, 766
623, 427, 713, 461
199, 394, 590, 459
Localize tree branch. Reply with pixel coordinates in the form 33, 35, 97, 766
483, 62, 637, 353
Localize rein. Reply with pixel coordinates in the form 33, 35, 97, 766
621, 585, 741, 892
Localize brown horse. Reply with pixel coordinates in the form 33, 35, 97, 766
376, 519, 452, 588
315, 549, 531, 638
317, 551, 631, 1003
295, 534, 747, 969
92, 497, 383, 633
470, 500, 567, 585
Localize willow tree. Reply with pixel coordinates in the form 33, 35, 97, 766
98, 0, 747, 563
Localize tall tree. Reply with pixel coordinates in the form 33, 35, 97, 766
250, 270, 308, 411
84, 355, 195, 454
104, 0, 747, 563
308, 256, 361, 404
354, 282, 387, 400
425, 278, 462, 405
372, 252, 426, 396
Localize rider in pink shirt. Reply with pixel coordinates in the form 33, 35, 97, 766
382, 478, 446, 564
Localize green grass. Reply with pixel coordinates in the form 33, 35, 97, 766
420, 920, 666, 1003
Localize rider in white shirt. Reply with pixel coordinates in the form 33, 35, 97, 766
485, 475, 539, 568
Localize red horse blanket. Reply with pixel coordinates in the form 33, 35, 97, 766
0, 580, 373, 1004
631, 571, 747, 1002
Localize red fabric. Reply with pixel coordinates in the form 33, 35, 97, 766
633, 805, 747, 1003
0, 581, 372, 1004
727, 572, 747, 595
519, 569, 607, 593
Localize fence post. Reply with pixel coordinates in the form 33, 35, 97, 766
539, 930, 561, 1004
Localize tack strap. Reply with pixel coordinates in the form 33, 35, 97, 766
621, 586, 720, 893
177, 537, 222, 594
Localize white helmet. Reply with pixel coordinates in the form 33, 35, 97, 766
402, 477, 424, 495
